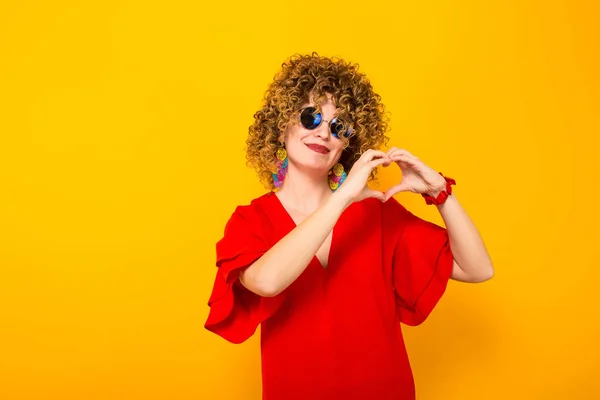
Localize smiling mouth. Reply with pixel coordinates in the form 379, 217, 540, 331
306, 144, 330, 154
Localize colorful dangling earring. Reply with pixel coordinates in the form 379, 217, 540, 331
272, 146, 288, 188
328, 163, 347, 191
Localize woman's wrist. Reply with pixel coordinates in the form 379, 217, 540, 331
330, 189, 353, 212
421, 173, 456, 206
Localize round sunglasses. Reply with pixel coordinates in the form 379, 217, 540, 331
299, 107, 353, 139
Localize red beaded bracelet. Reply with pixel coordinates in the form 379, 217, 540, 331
421, 172, 456, 206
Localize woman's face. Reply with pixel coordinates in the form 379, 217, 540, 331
282, 93, 346, 174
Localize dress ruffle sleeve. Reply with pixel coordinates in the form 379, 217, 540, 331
204, 205, 286, 344
383, 197, 454, 326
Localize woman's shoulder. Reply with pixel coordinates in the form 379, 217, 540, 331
226, 192, 274, 224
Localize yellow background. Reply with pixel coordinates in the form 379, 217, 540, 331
1, 0, 598, 399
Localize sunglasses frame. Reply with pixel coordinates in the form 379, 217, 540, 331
298, 106, 353, 139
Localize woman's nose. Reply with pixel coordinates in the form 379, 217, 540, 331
315, 120, 331, 139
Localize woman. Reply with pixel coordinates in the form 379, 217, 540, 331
205, 53, 494, 400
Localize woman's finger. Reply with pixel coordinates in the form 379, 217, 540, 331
386, 147, 399, 157
364, 188, 386, 202
384, 182, 409, 200
390, 154, 419, 165
360, 149, 387, 162
388, 148, 419, 161
369, 157, 392, 169
403, 149, 419, 159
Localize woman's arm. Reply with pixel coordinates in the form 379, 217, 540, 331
435, 192, 494, 283
240, 149, 390, 297
383, 147, 494, 284
239, 193, 347, 297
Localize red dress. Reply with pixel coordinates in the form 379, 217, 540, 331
205, 192, 454, 400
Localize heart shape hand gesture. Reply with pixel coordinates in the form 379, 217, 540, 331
381, 147, 447, 201
336, 147, 448, 205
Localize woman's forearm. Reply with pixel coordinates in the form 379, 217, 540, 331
436, 192, 494, 282
239, 192, 349, 297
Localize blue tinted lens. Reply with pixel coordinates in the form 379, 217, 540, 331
300, 107, 321, 129
331, 118, 352, 138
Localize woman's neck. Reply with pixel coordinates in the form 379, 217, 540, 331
276, 166, 333, 215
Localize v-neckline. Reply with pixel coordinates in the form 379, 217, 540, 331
269, 191, 336, 269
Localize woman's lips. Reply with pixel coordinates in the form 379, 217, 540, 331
306, 144, 330, 154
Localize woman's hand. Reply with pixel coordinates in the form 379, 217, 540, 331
383, 147, 447, 201
334, 149, 391, 205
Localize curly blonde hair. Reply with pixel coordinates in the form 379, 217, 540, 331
246, 52, 391, 190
